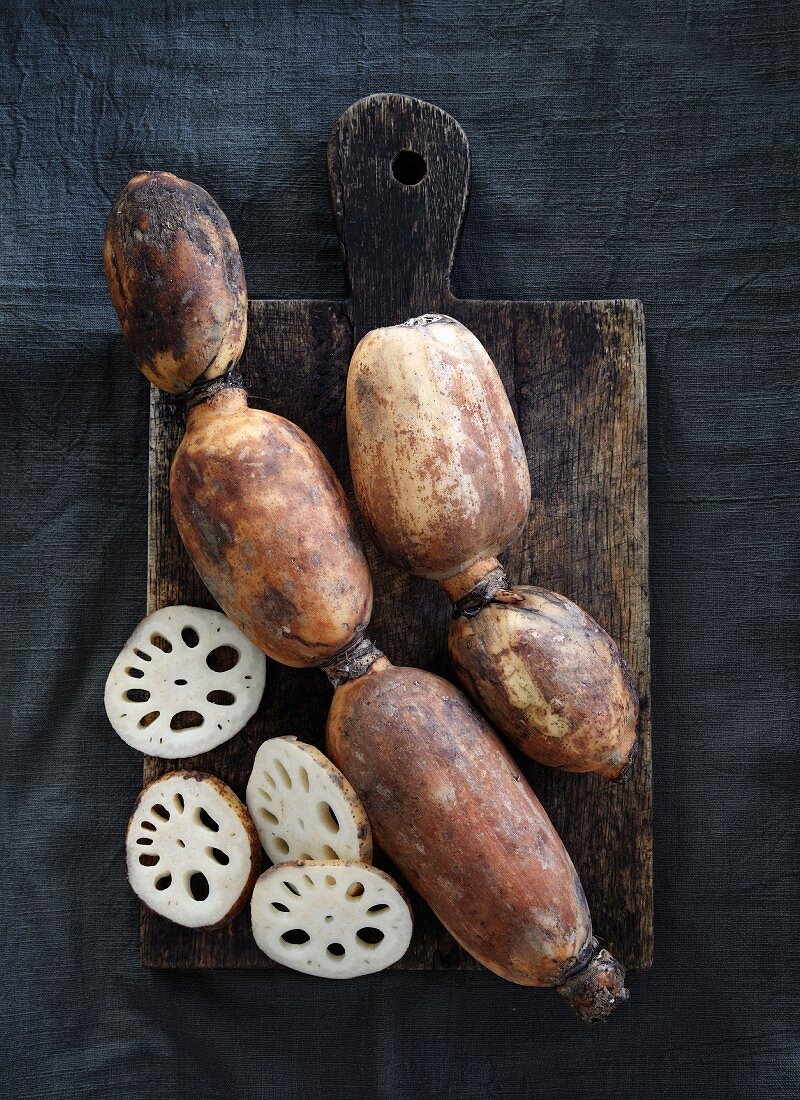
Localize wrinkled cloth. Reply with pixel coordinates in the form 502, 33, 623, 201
1, 2, 797, 1097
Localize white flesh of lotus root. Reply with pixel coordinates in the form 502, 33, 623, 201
246, 736, 372, 865
105, 605, 266, 758
126, 771, 260, 929
251, 861, 413, 977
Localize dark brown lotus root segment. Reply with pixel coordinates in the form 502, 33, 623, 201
449, 587, 639, 779
170, 388, 373, 667
327, 663, 598, 990
103, 171, 247, 393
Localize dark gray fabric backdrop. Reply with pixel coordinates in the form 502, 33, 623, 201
1, 2, 797, 1097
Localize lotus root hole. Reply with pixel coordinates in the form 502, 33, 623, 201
283, 881, 301, 896
133, 648, 151, 662
170, 710, 204, 731
188, 872, 210, 902
173, 793, 184, 813
281, 929, 310, 946
150, 633, 172, 653
261, 808, 278, 825
138, 711, 159, 729
126, 667, 145, 679
195, 807, 220, 832
274, 837, 290, 855
174, 678, 188, 686
152, 804, 170, 821
325, 875, 336, 888
206, 645, 239, 672
124, 688, 150, 703
206, 690, 236, 706
346, 882, 364, 898
298, 767, 310, 792
181, 627, 199, 648
318, 802, 340, 834
321, 845, 339, 860
367, 904, 390, 914
136, 837, 153, 846
357, 927, 385, 946
327, 943, 346, 958
139, 853, 160, 867
274, 760, 292, 788
271, 901, 290, 913
141, 821, 156, 832
155, 874, 172, 891
208, 847, 229, 865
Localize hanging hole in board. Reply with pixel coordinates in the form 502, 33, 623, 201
392, 149, 427, 186
181, 626, 199, 648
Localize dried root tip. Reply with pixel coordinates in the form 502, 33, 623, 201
322, 634, 385, 687
401, 313, 461, 327
557, 939, 629, 1023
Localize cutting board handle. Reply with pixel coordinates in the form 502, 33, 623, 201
328, 94, 470, 331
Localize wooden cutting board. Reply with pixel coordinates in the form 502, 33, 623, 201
143, 94, 652, 972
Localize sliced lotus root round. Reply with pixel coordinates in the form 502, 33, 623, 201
105, 605, 266, 758
246, 736, 372, 865
251, 861, 412, 977
126, 771, 260, 929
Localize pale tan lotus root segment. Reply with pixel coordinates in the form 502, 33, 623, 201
250, 861, 413, 978
105, 605, 266, 759
126, 771, 261, 929
246, 736, 372, 865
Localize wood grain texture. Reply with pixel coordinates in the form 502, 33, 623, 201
143, 94, 651, 971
